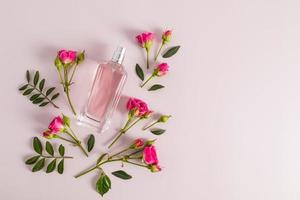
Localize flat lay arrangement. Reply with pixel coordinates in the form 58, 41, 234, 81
19, 30, 180, 197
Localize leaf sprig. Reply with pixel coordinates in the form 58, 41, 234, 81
25, 137, 73, 174
19, 70, 60, 108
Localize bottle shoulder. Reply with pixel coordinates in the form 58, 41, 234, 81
98, 61, 127, 74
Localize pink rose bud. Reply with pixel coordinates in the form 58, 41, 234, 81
149, 164, 162, 172
162, 30, 172, 44
130, 139, 144, 149
143, 145, 159, 165
158, 115, 171, 123
136, 32, 154, 50
48, 116, 65, 133
58, 50, 77, 64
43, 130, 56, 139
126, 98, 150, 117
154, 63, 169, 76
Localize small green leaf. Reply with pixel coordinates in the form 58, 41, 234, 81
19, 84, 28, 91
62, 114, 70, 126
32, 158, 45, 172
150, 128, 166, 135
58, 144, 65, 156
57, 159, 64, 174
46, 87, 55, 96
25, 155, 40, 165
87, 134, 95, 152
32, 97, 44, 104
23, 88, 34, 95
51, 93, 59, 100
30, 94, 40, 101
96, 173, 111, 196
46, 159, 56, 173
33, 71, 39, 86
39, 102, 49, 107
135, 64, 144, 81
148, 84, 165, 91
45, 141, 54, 156
111, 170, 132, 180
39, 79, 45, 91
162, 46, 180, 58
26, 70, 30, 83
97, 153, 108, 165
33, 137, 42, 154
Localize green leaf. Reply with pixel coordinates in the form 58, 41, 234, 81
111, 170, 132, 180
32, 158, 45, 172
97, 153, 108, 165
96, 173, 111, 196
32, 97, 44, 104
46, 87, 55, 96
46, 159, 56, 173
19, 84, 28, 91
135, 64, 144, 81
39, 102, 49, 107
26, 70, 30, 83
51, 93, 59, 100
23, 88, 34, 95
30, 94, 40, 101
25, 155, 40, 165
150, 128, 166, 135
33, 137, 42, 154
62, 114, 70, 126
87, 134, 95, 152
148, 84, 165, 91
58, 144, 65, 156
57, 159, 64, 174
45, 141, 54, 156
39, 79, 45, 91
162, 46, 180, 58
33, 71, 39, 86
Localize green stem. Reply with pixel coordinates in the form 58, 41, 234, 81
146, 49, 150, 69
108, 130, 124, 149
28, 84, 59, 108
41, 155, 73, 159
109, 147, 131, 158
140, 75, 154, 88
143, 121, 159, 130
69, 63, 78, 84
65, 87, 77, 116
154, 43, 164, 61
122, 118, 143, 132
65, 128, 88, 157
123, 160, 148, 168
56, 135, 77, 145
74, 157, 147, 178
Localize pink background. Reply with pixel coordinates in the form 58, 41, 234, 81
1, 0, 300, 199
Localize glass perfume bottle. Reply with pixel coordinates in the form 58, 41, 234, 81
78, 46, 127, 132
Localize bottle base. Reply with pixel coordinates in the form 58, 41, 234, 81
77, 113, 110, 133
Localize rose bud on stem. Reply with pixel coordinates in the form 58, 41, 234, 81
136, 32, 154, 69
143, 115, 171, 130
108, 98, 152, 148
43, 114, 89, 157
55, 50, 85, 115
155, 30, 172, 61
74, 139, 161, 179
141, 63, 169, 88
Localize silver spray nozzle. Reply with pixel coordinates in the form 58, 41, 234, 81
111, 46, 126, 64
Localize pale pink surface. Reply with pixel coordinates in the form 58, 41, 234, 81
2, 0, 300, 200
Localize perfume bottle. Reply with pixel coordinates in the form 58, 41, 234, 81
78, 46, 127, 132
